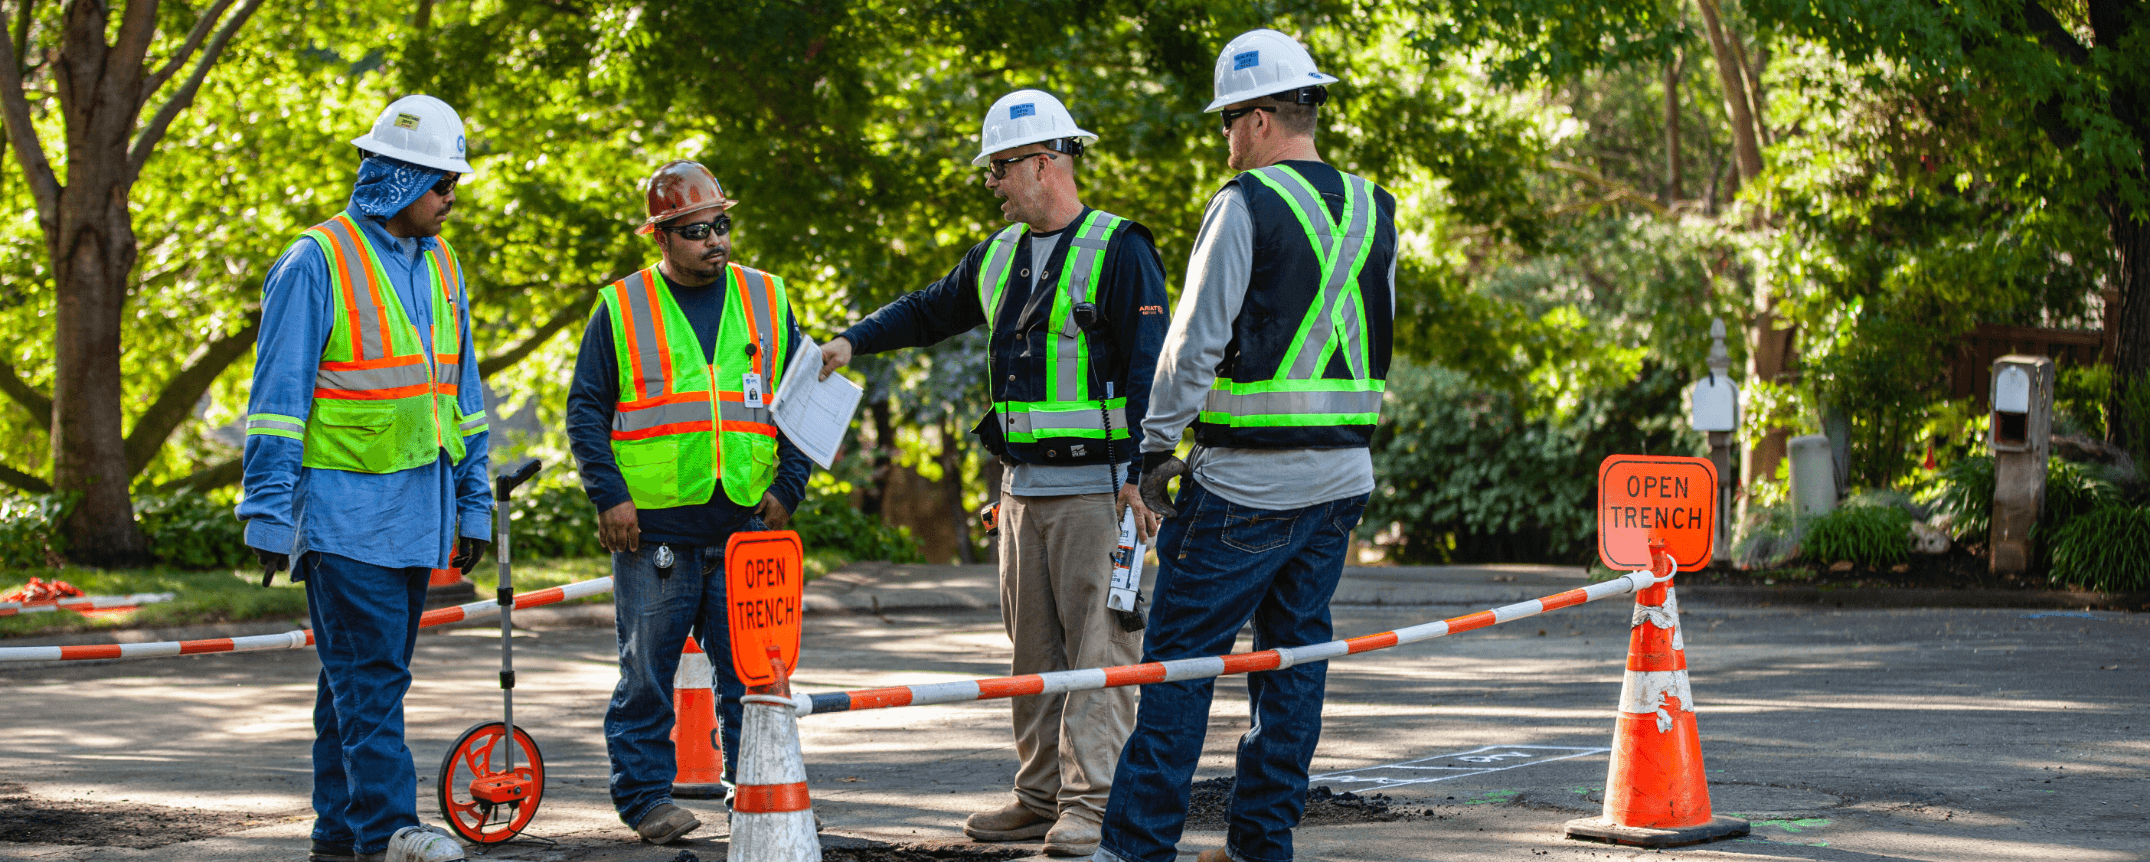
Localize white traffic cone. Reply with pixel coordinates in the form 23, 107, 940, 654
729, 645, 820, 861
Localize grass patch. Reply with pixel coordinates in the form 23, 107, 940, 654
0, 566, 307, 638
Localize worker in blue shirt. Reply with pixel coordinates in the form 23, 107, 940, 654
565, 160, 813, 845
237, 95, 488, 862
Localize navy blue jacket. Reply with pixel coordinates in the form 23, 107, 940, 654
566, 268, 813, 547
838, 208, 1169, 482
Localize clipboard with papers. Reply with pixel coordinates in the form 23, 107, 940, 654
769, 334, 864, 470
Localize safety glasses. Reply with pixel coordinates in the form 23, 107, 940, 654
430, 173, 460, 197
1220, 106, 1277, 136
657, 215, 733, 241
984, 151, 1057, 181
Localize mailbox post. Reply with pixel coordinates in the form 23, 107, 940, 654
1988, 355, 2055, 575
1689, 319, 1741, 565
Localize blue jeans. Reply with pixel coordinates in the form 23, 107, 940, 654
302, 551, 430, 855
1097, 481, 1368, 862
606, 540, 749, 825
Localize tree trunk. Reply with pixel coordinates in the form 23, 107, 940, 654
1696, 0, 1763, 186
2108, 198, 2149, 458
50, 169, 150, 563
861, 396, 892, 518
1743, 282, 1797, 493
1662, 49, 1683, 203
942, 417, 975, 565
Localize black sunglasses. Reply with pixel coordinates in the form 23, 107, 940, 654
1220, 106, 1277, 136
657, 214, 733, 241
430, 173, 460, 196
984, 151, 1057, 181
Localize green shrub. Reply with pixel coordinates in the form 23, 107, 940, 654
2046, 506, 2150, 593
0, 493, 72, 568
135, 489, 250, 570
2043, 458, 2120, 526
1921, 455, 1994, 541
507, 479, 605, 559
1733, 502, 1801, 569
1799, 504, 1912, 566
791, 489, 924, 564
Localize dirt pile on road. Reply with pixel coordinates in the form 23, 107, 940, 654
1184, 777, 1439, 829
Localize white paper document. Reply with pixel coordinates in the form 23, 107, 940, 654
770, 334, 863, 470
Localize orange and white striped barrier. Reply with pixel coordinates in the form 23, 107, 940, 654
0, 577, 614, 663
672, 636, 728, 798
0, 592, 176, 618
1564, 542, 1747, 847
783, 568, 1673, 717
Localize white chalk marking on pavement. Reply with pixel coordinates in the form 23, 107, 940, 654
1311, 744, 1610, 788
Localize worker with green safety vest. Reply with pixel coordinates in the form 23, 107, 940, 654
1100, 29, 1398, 862
564, 160, 813, 846
819, 89, 1170, 858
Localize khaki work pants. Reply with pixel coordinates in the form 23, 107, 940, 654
998, 490, 1142, 822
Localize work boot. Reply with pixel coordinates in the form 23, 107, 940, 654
634, 803, 703, 845
1195, 849, 1234, 862
357, 825, 464, 862
308, 839, 355, 862
963, 798, 1052, 842
1042, 809, 1102, 856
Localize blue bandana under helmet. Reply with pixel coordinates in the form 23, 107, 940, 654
349, 153, 448, 220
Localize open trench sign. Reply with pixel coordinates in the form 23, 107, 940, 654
1597, 455, 1717, 572
725, 530, 804, 687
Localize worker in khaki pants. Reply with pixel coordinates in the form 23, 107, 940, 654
820, 89, 1169, 856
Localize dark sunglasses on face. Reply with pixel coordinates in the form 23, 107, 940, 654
431, 173, 460, 196
657, 215, 733, 241
1220, 105, 1277, 136
984, 151, 1058, 181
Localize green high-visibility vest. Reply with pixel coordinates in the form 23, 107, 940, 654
246, 213, 483, 473
975, 209, 1133, 451
600, 263, 791, 509
1199, 165, 1386, 435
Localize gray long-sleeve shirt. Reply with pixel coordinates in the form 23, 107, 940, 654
1140, 185, 1395, 510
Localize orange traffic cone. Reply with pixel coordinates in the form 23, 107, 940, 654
425, 567, 476, 606
731, 644, 820, 861
671, 637, 728, 799
1565, 540, 1748, 847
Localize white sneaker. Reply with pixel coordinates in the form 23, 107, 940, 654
359, 825, 465, 862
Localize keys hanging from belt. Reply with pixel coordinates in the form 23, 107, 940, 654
654, 544, 677, 579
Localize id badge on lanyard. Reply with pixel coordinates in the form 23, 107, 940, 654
742, 372, 764, 408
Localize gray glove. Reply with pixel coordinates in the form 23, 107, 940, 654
1139, 454, 1189, 519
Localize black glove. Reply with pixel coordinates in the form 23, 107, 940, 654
1138, 451, 1188, 519
256, 548, 289, 587
452, 536, 489, 576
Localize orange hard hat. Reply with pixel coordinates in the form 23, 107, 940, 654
638, 160, 737, 235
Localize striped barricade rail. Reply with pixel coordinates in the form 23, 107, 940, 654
0, 592, 178, 618
789, 569, 1668, 717
0, 577, 614, 663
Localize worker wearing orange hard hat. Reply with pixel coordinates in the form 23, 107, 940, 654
564, 159, 813, 845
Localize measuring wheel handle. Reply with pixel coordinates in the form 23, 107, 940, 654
438, 720, 547, 843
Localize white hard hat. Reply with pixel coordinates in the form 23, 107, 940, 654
1205, 28, 1339, 113
350, 94, 474, 174
972, 89, 1098, 167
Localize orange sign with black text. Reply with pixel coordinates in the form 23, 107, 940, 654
1597, 455, 1717, 572
725, 531, 804, 687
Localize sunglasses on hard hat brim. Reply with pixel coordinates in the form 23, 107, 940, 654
655, 215, 733, 241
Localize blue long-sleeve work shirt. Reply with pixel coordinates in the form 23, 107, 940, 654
237, 207, 493, 571
565, 267, 813, 547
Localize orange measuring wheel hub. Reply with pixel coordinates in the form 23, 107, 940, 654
471, 769, 537, 805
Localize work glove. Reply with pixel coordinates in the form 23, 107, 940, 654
1138, 451, 1188, 519
452, 536, 489, 576
256, 549, 289, 587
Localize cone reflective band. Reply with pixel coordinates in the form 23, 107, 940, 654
671, 637, 727, 799
727, 531, 804, 688
0, 577, 615, 662
1564, 541, 1748, 847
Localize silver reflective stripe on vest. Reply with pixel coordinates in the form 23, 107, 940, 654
460, 413, 487, 433
733, 265, 779, 377
316, 218, 393, 362
1003, 405, 1130, 436
315, 361, 434, 392
1057, 213, 1118, 337
1250, 166, 1376, 381
976, 225, 1026, 324
1202, 388, 1382, 417
246, 416, 305, 434
720, 401, 774, 428
617, 270, 670, 401
613, 398, 714, 434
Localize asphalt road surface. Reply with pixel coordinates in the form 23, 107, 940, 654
2, 596, 2144, 861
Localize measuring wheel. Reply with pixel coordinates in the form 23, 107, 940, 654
437, 720, 546, 844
